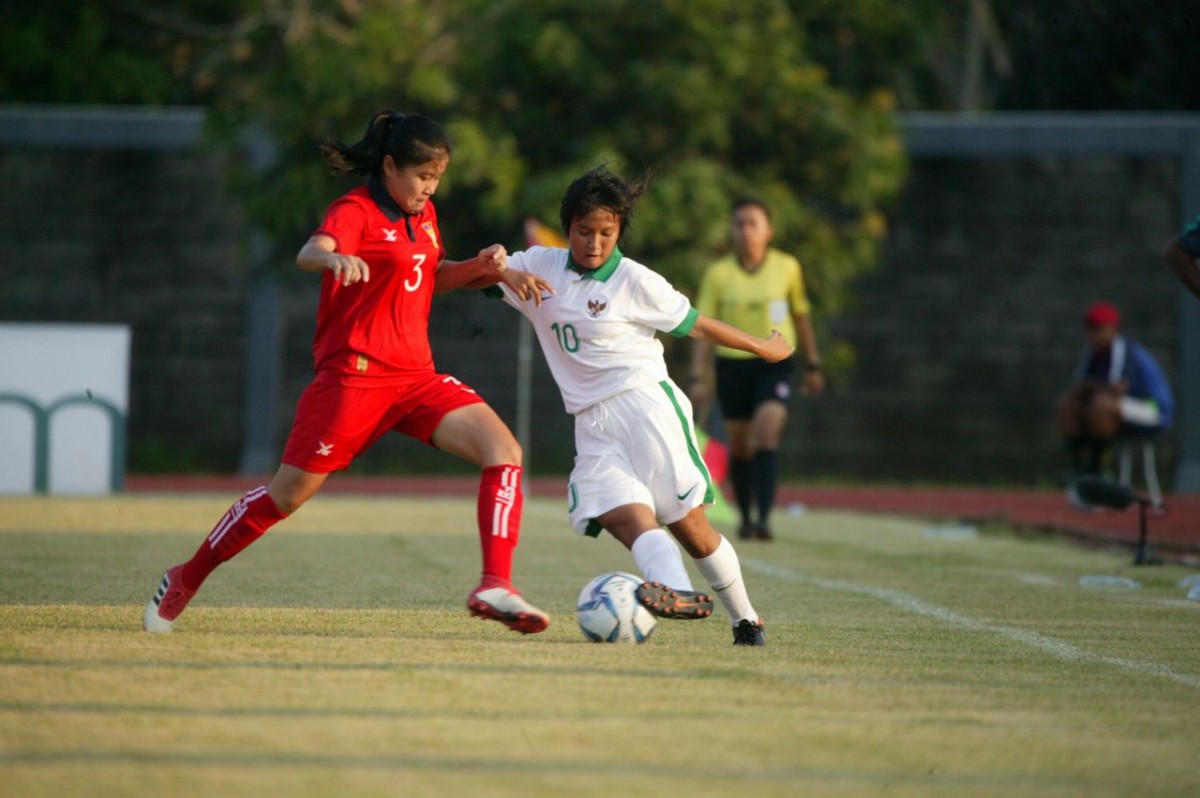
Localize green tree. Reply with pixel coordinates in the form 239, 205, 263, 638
6, 0, 908, 364
0, 1, 184, 103
192, 2, 906, 324
451, 0, 905, 371
996, 0, 1200, 110
787, 0, 1200, 112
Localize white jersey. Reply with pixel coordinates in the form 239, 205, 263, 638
497, 247, 699, 414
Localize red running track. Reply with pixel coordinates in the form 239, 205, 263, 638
124, 474, 1200, 558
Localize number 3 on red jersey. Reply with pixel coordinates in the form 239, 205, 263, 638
405, 254, 426, 292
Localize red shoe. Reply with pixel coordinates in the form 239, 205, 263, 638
142, 565, 195, 633
635, 582, 714, 620
467, 581, 549, 634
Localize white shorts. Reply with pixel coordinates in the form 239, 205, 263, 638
1119, 396, 1161, 427
567, 381, 714, 536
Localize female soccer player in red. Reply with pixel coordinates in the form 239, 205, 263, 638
143, 111, 549, 634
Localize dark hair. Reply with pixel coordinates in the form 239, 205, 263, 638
319, 111, 451, 179
559, 165, 649, 237
732, 196, 772, 222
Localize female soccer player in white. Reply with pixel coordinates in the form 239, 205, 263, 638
487, 166, 792, 645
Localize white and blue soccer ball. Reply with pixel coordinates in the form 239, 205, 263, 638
576, 571, 657, 644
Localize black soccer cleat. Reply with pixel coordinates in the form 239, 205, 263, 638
732, 618, 766, 646
635, 582, 714, 620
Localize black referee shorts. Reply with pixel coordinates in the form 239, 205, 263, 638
715, 356, 795, 420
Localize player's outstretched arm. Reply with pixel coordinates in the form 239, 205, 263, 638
688, 314, 794, 363
499, 269, 554, 305
297, 234, 370, 286
434, 244, 508, 294
1164, 237, 1200, 300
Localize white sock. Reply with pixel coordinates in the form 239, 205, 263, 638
630, 528, 694, 590
693, 535, 759, 625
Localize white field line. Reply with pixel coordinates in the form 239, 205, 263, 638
745, 559, 1200, 691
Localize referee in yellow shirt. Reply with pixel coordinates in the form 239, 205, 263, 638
689, 198, 824, 541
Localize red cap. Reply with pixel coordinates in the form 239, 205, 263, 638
1084, 301, 1121, 328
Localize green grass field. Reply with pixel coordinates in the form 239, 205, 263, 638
1, 492, 1197, 797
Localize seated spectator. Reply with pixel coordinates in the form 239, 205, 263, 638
1056, 301, 1174, 477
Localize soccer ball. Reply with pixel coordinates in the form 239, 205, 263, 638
576, 571, 657, 644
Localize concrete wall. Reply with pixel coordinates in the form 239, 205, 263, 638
790, 155, 1180, 485
1, 147, 249, 471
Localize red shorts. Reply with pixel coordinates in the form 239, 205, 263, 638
281, 371, 485, 473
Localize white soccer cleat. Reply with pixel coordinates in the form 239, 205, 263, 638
143, 600, 174, 633
142, 565, 195, 633
467, 583, 550, 635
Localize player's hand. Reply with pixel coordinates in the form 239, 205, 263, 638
503, 270, 555, 305
760, 330, 794, 363
801, 368, 826, 397
478, 244, 508, 277
327, 254, 370, 286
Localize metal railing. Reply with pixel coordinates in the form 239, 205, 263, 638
0, 392, 126, 493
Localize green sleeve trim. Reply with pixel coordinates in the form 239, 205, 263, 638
669, 306, 699, 338
481, 286, 503, 299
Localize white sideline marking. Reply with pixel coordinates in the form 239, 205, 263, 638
745, 559, 1200, 691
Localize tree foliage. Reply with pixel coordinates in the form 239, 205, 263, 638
445, 0, 905, 314
127, 0, 906, 338
7, 0, 1194, 309
995, 1, 1200, 111
12, 2, 908, 310
0, 1, 185, 104
785, 0, 1200, 112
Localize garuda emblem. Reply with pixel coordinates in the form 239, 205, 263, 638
586, 298, 608, 319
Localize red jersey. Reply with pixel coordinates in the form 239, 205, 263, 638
310, 181, 447, 385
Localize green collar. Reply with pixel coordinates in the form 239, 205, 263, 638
567, 247, 622, 282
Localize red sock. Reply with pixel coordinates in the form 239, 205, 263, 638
477, 465, 522, 586
179, 486, 287, 591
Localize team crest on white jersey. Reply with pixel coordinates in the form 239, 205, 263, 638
382, 228, 398, 242
586, 297, 609, 319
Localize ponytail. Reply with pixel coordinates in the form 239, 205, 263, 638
320, 111, 451, 179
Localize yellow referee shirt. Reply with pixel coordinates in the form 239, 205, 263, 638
694, 249, 811, 359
